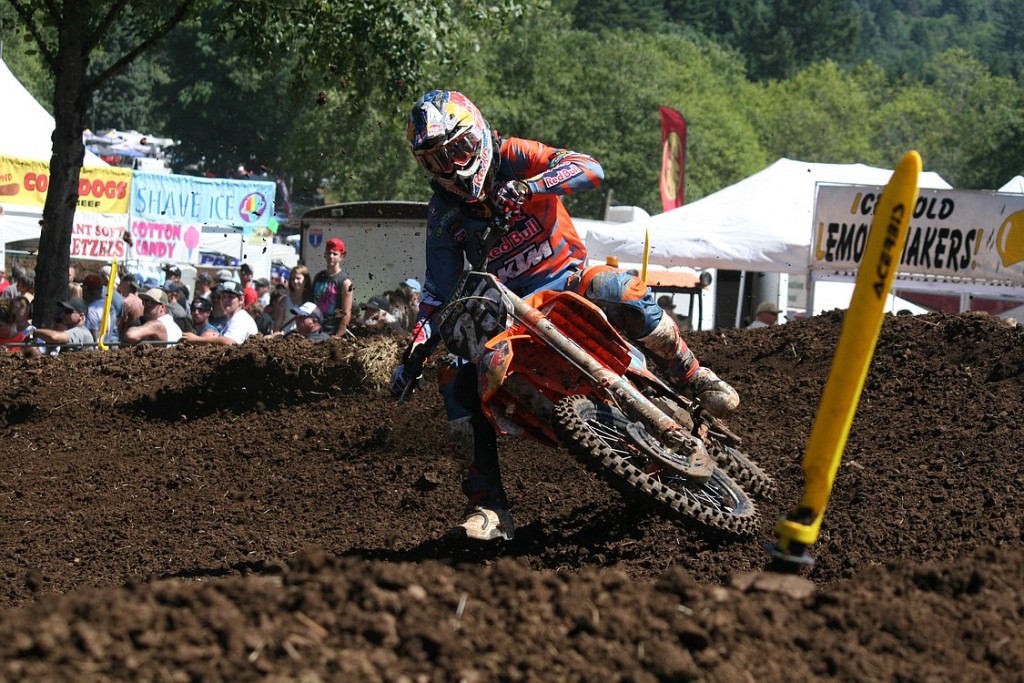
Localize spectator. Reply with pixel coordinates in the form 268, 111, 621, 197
32, 297, 93, 352
163, 264, 191, 308
254, 277, 271, 307
162, 282, 195, 333
1, 265, 34, 301
284, 265, 313, 328
12, 296, 33, 336
286, 302, 330, 341
181, 280, 257, 345
123, 288, 183, 346
239, 263, 258, 308
747, 301, 782, 329
0, 298, 29, 354
356, 295, 402, 334
68, 264, 76, 284
0, 266, 8, 296
189, 298, 219, 337
216, 268, 237, 284
118, 273, 144, 337
254, 284, 288, 335
312, 237, 354, 337
392, 278, 421, 332
194, 273, 213, 300
83, 273, 123, 347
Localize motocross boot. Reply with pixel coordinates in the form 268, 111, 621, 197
446, 413, 514, 541
638, 313, 740, 418
455, 505, 516, 541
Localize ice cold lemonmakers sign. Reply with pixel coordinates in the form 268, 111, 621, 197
812, 185, 1024, 286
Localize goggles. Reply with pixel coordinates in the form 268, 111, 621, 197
414, 129, 479, 175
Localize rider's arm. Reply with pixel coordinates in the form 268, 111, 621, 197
501, 137, 604, 198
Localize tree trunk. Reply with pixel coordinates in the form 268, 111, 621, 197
34, 12, 90, 328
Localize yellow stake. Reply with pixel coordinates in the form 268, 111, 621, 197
97, 259, 118, 351
772, 151, 921, 561
641, 225, 651, 282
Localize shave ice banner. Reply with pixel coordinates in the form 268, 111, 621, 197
812, 185, 1024, 286
129, 173, 276, 264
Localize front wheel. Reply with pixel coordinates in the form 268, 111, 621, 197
552, 395, 759, 536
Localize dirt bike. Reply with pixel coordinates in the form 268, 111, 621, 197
432, 217, 774, 536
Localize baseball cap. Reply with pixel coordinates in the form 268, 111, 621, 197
162, 281, 181, 294
123, 273, 142, 291
140, 288, 169, 306
290, 301, 323, 323
400, 278, 422, 293
143, 277, 160, 289
59, 297, 87, 314
163, 264, 182, 277
326, 237, 346, 254
219, 280, 243, 297
216, 269, 235, 283
196, 273, 213, 284
254, 277, 270, 288
190, 298, 212, 313
365, 295, 393, 315
755, 301, 781, 315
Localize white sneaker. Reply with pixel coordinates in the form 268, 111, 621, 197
454, 506, 515, 541
690, 366, 740, 418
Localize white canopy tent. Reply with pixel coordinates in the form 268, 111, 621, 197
584, 158, 952, 274
999, 176, 1024, 193
0, 59, 105, 166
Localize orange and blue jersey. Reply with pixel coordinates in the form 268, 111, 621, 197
420, 136, 603, 311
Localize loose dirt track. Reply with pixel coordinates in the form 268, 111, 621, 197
0, 312, 1022, 681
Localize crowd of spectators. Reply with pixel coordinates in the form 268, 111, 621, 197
1, 236, 428, 356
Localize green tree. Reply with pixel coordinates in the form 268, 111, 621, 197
4, 0, 524, 326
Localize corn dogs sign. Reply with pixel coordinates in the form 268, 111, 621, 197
812, 185, 1024, 286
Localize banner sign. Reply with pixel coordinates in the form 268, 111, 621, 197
72, 213, 132, 260
129, 173, 276, 264
812, 185, 1024, 286
658, 106, 687, 211
0, 154, 132, 213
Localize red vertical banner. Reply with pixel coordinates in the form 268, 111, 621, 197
659, 106, 687, 211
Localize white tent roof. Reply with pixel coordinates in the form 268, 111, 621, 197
0, 59, 105, 166
999, 176, 1024, 193
585, 158, 951, 274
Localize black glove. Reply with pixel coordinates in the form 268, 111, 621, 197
491, 180, 530, 217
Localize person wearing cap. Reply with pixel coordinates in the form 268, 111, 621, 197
239, 263, 258, 308
189, 298, 219, 338
253, 284, 289, 335
356, 294, 401, 334
393, 278, 422, 332
748, 301, 783, 329
83, 272, 123, 347
254, 277, 271, 307
31, 297, 94, 352
285, 301, 330, 341
123, 288, 183, 345
161, 281, 195, 333
312, 237, 353, 337
181, 280, 258, 345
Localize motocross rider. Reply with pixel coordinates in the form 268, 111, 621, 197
390, 90, 739, 542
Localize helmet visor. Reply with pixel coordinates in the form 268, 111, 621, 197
414, 129, 480, 175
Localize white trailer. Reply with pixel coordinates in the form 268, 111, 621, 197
300, 201, 428, 301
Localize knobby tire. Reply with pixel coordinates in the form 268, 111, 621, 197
552, 395, 759, 537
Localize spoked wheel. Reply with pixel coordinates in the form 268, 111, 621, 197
708, 441, 777, 501
552, 395, 759, 536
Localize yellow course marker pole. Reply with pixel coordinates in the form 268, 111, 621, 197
641, 225, 651, 282
97, 259, 118, 351
769, 151, 921, 567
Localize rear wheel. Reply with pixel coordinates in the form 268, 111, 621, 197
552, 395, 759, 536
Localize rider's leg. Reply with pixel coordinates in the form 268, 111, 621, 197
438, 356, 515, 540
571, 266, 739, 418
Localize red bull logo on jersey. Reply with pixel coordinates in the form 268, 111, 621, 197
542, 165, 581, 189
488, 216, 543, 260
